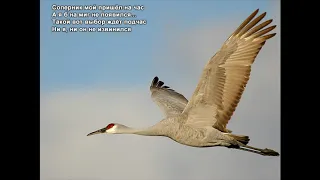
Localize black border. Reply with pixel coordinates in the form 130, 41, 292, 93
280, 0, 287, 178
281, 1, 312, 179
7, 0, 40, 179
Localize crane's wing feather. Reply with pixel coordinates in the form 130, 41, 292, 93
182, 9, 276, 132
150, 76, 188, 117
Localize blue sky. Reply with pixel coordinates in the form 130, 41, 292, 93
41, 0, 273, 92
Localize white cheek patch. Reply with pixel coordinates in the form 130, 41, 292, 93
106, 127, 116, 134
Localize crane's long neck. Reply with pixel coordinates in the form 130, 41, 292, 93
116, 123, 168, 136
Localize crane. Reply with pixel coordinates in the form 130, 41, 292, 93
87, 9, 279, 156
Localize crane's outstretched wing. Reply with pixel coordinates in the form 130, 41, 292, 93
150, 76, 188, 117
182, 9, 276, 132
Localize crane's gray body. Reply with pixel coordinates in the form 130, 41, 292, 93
155, 117, 235, 147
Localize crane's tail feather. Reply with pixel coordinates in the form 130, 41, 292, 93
227, 134, 250, 145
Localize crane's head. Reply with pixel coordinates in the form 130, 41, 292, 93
87, 123, 119, 136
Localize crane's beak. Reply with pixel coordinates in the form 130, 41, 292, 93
87, 127, 106, 136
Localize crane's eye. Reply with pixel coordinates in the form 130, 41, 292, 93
106, 123, 115, 130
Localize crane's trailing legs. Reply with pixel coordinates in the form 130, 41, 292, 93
236, 143, 279, 156
211, 139, 279, 156
223, 133, 279, 156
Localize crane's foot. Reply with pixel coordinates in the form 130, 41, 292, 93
261, 148, 279, 156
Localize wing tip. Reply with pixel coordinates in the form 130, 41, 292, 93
150, 76, 171, 90
238, 9, 276, 40
265, 32, 277, 39
230, 8, 261, 39
151, 76, 159, 88
252, 8, 259, 16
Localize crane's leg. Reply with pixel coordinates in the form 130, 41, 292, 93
208, 140, 279, 156
236, 142, 279, 156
